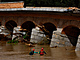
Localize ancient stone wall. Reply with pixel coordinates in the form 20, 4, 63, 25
12, 26, 26, 41
50, 29, 73, 47
75, 35, 80, 51
30, 27, 46, 43
0, 26, 11, 39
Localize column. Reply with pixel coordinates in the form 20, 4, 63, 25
75, 35, 80, 51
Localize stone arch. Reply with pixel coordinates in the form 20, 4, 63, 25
21, 21, 35, 41
21, 21, 35, 30
5, 20, 17, 32
40, 18, 57, 28
42, 22, 57, 39
61, 25, 80, 46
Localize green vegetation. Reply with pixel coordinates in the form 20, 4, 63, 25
7, 40, 18, 44
1, 0, 80, 7
7, 32, 30, 43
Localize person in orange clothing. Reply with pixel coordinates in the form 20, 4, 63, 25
39, 48, 46, 55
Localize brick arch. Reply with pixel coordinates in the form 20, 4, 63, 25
62, 20, 80, 29
5, 20, 17, 26
61, 25, 80, 46
20, 17, 36, 26
21, 21, 36, 41
41, 22, 57, 39
21, 21, 35, 30
5, 17, 18, 26
21, 20, 36, 27
42, 22, 57, 30
5, 20, 17, 31
5, 20, 17, 37
62, 25, 80, 31
41, 21, 57, 28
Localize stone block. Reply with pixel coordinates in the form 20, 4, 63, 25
50, 41, 59, 47
51, 38, 59, 41
34, 35, 39, 39
65, 41, 72, 46
22, 32, 26, 35
32, 29, 37, 32
31, 31, 36, 34
56, 35, 60, 39
12, 35, 16, 40
30, 35, 35, 39
30, 38, 37, 43
64, 38, 70, 42
33, 32, 38, 35
38, 34, 44, 37
52, 34, 55, 38
53, 31, 61, 35
35, 27, 40, 30
4, 33, 9, 35
13, 30, 16, 33
38, 36, 42, 40
60, 36, 64, 40
0, 29, 2, 32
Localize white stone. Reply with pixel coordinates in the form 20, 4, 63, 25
38, 34, 44, 37
32, 29, 36, 32
0, 29, 2, 32
22, 32, 26, 35
31, 35, 35, 39
33, 32, 38, 35
4, 33, 9, 35
57, 28, 62, 32
75, 35, 80, 51
35, 27, 40, 30
30, 39, 37, 43
34, 35, 39, 39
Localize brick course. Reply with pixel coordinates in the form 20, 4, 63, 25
0, 1, 24, 9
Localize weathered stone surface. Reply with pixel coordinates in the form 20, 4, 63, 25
75, 35, 80, 51
50, 29, 72, 47
30, 27, 46, 43
12, 26, 26, 40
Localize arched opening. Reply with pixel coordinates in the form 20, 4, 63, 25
61, 25, 80, 46
42, 22, 57, 39
5, 20, 17, 37
21, 21, 35, 41
0, 22, 1, 26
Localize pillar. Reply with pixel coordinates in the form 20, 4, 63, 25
50, 28, 72, 47
75, 35, 80, 51
30, 27, 46, 43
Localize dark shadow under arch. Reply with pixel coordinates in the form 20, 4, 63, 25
21, 21, 35, 41
21, 21, 35, 31
5, 20, 17, 37
5, 20, 17, 32
43, 22, 57, 39
61, 25, 80, 46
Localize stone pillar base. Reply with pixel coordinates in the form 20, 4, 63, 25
30, 27, 46, 43
50, 28, 72, 47
75, 35, 80, 51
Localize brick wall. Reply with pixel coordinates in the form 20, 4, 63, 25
0, 1, 24, 9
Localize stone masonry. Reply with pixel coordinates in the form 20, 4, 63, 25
50, 28, 80, 51
30, 27, 46, 43
50, 30, 73, 47
12, 26, 26, 41
0, 25, 11, 39
75, 35, 80, 51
